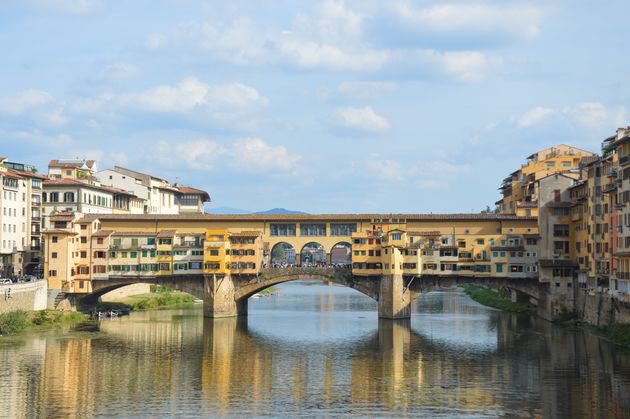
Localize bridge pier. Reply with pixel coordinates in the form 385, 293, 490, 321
378, 274, 411, 319
204, 275, 247, 318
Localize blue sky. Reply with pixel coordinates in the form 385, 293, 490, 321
1, 0, 629, 213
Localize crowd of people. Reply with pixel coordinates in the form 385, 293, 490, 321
264, 262, 351, 270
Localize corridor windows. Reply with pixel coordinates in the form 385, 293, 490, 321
270, 223, 296, 236
330, 223, 357, 236
300, 223, 326, 236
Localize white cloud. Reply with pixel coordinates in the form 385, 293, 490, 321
294, 0, 364, 43
517, 102, 628, 129
0, 89, 68, 127
230, 138, 301, 174
0, 89, 53, 114
517, 106, 555, 127
118, 77, 209, 113
367, 157, 404, 182
563, 102, 627, 129
150, 138, 301, 175
175, 140, 226, 171
332, 106, 390, 133
438, 51, 496, 83
390, 2, 544, 40
26, 0, 102, 15
277, 37, 389, 72
337, 81, 398, 98
117, 77, 267, 114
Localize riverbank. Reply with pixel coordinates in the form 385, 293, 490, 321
0, 309, 88, 336
592, 324, 630, 348
97, 290, 196, 312
459, 285, 533, 313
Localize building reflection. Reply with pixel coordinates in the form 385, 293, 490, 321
1, 301, 630, 418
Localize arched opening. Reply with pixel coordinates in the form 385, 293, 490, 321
300, 242, 327, 266
330, 242, 352, 267
271, 242, 296, 266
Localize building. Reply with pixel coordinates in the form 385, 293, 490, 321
497, 145, 595, 216
47, 159, 97, 181
0, 158, 46, 276
96, 166, 210, 214
42, 213, 538, 295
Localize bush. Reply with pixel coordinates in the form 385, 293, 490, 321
0, 311, 29, 334
460, 285, 533, 313
596, 323, 630, 347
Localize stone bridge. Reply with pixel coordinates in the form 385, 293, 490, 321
72, 268, 556, 320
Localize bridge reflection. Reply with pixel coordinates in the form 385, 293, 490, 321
1, 301, 630, 418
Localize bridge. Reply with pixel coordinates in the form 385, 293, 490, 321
73, 267, 549, 320
45, 212, 567, 320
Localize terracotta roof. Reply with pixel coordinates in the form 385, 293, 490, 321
156, 230, 177, 237
7, 168, 47, 179
229, 231, 262, 237
2, 170, 23, 180
111, 231, 157, 237
43, 178, 137, 196
92, 230, 114, 237
42, 229, 78, 235
177, 186, 211, 201
48, 159, 96, 169
50, 213, 75, 221
86, 213, 537, 222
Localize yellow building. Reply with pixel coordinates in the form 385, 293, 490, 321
42, 213, 539, 296
497, 145, 595, 216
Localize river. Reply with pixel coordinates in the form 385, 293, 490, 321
1, 281, 630, 418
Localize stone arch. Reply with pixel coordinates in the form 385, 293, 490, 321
235, 271, 380, 302
75, 275, 206, 310
270, 242, 296, 266
330, 241, 352, 266
299, 242, 327, 266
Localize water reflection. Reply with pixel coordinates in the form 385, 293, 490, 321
0, 282, 629, 418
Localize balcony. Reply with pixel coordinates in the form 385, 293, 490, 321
620, 156, 630, 166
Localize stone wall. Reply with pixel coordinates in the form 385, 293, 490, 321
0, 280, 48, 314
100, 284, 151, 301
576, 290, 630, 326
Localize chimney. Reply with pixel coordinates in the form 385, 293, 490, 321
617, 127, 628, 140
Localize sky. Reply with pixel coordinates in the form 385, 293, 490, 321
1, 0, 629, 213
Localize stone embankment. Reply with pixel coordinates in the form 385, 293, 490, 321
0, 280, 47, 315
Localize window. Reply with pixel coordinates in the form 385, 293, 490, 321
210, 250, 219, 256
97, 238, 104, 244
391, 232, 402, 240
51, 252, 58, 258
51, 236, 58, 243
496, 263, 503, 273
159, 263, 170, 271
553, 224, 569, 237
48, 270, 57, 277
270, 224, 296, 236
476, 239, 484, 245
563, 161, 571, 167
158, 238, 172, 245
147, 237, 156, 245
554, 190, 561, 202
130, 251, 138, 258
63, 192, 74, 203
547, 162, 555, 168
330, 223, 357, 236
300, 223, 326, 236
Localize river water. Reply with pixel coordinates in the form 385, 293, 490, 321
1, 281, 630, 418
